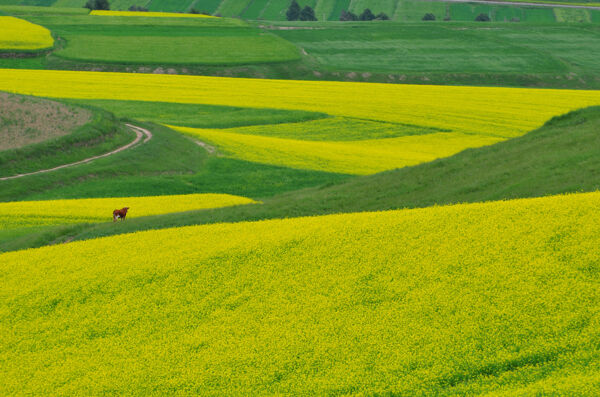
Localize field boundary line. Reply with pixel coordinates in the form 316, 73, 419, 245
0, 124, 152, 181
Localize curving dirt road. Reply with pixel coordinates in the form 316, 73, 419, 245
0, 123, 152, 181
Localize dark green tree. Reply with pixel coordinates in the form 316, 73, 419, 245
340, 10, 358, 21
85, 0, 110, 10
286, 0, 301, 21
375, 12, 390, 20
128, 5, 148, 11
475, 13, 491, 21
359, 8, 375, 21
422, 13, 436, 21
299, 5, 317, 21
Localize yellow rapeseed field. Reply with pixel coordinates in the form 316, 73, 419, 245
174, 125, 502, 174
1, 192, 600, 394
0, 193, 255, 230
0, 17, 54, 50
1, 69, 600, 136
2, 69, 600, 172
90, 10, 216, 18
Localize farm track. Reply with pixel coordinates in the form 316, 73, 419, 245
0, 123, 152, 181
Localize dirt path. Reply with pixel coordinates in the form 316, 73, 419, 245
440, 0, 600, 9
0, 123, 152, 181
191, 138, 217, 154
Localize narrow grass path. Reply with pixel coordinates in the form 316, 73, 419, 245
0, 124, 152, 181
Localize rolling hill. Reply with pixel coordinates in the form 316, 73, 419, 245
12, 104, 599, 251
0, 4, 599, 394
1, 191, 600, 394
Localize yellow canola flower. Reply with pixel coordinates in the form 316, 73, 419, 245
0, 193, 255, 230
2, 192, 600, 394
90, 10, 216, 18
0, 17, 54, 50
2, 69, 600, 171
174, 125, 502, 174
1, 69, 600, 138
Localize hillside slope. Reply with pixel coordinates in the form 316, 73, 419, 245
40, 105, 600, 247
2, 192, 600, 394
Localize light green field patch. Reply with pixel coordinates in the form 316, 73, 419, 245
67, 99, 328, 128
554, 7, 591, 22
394, 0, 447, 21
314, 0, 337, 21
218, 116, 444, 141
216, 0, 253, 16
349, 0, 397, 16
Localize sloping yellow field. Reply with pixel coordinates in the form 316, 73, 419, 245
2, 69, 600, 137
1, 192, 600, 394
174, 125, 502, 174
2, 69, 600, 173
0, 17, 54, 51
0, 193, 255, 230
90, 10, 216, 18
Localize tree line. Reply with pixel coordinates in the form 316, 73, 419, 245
286, 0, 493, 22
286, 0, 390, 21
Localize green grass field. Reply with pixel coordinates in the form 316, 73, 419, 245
68, 98, 328, 128
24, 14, 300, 65
1, 6, 599, 89
15, 105, 600, 251
272, 22, 600, 86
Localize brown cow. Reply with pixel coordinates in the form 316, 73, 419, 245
113, 207, 129, 222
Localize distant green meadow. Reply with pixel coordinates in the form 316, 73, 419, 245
23, 14, 300, 65
271, 21, 600, 86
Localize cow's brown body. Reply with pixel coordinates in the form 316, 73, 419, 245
113, 207, 129, 222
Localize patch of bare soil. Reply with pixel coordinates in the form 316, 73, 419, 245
0, 92, 92, 151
